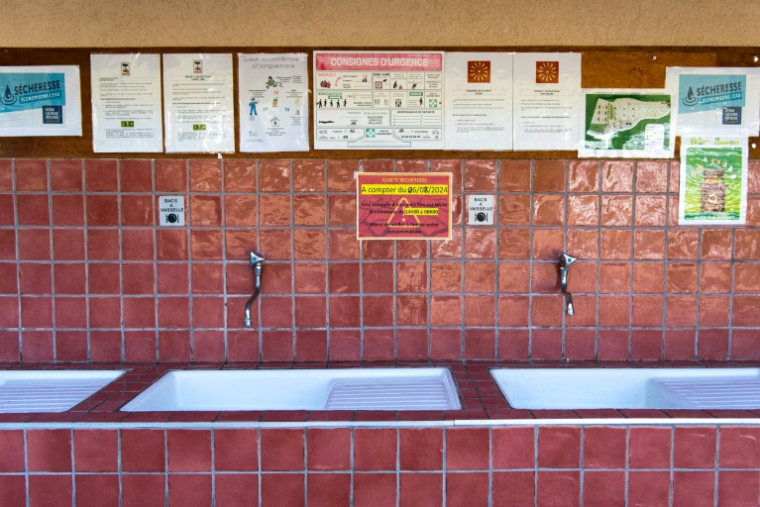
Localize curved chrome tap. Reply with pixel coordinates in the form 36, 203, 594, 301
559, 252, 577, 316
244, 250, 265, 328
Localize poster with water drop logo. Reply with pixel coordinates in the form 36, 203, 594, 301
0, 66, 82, 137
679, 136, 747, 226
666, 67, 760, 136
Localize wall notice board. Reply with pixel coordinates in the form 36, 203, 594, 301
0, 46, 759, 159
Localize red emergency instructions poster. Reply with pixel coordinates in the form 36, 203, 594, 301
356, 172, 452, 240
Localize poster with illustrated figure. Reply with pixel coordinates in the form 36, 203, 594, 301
444, 52, 513, 151
579, 89, 675, 158
0, 65, 82, 137
239, 54, 309, 152
313, 51, 445, 150
666, 67, 760, 137
90, 54, 163, 153
679, 136, 748, 226
512, 53, 581, 151
163, 53, 234, 153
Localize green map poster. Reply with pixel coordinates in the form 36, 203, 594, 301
579, 89, 675, 158
679, 137, 747, 225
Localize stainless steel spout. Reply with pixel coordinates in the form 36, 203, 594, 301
559, 253, 577, 316
244, 250, 265, 328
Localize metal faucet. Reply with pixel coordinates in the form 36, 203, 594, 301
243, 250, 265, 328
559, 252, 577, 316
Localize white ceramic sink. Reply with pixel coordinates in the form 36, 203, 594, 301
491, 368, 760, 410
121, 368, 461, 411
0, 370, 125, 413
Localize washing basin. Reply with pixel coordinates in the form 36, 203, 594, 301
121, 368, 461, 411
491, 367, 760, 410
0, 370, 125, 413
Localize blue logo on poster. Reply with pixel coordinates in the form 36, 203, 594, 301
0, 73, 66, 114
679, 75, 745, 114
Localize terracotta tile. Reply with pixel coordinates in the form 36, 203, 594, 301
123, 228, 155, 260
53, 194, 85, 226
327, 194, 354, 226
192, 229, 224, 260
17, 194, 49, 226
635, 195, 667, 226
498, 329, 530, 360
168, 474, 212, 507
668, 195, 680, 225
260, 296, 293, 328
158, 298, 190, 328
667, 229, 699, 259
363, 295, 394, 326
500, 160, 531, 191
20, 330, 54, 360
396, 327, 428, 358
90, 330, 122, 362
192, 297, 225, 328
190, 195, 221, 226
400, 428, 443, 470
446, 428, 489, 470
719, 427, 760, 468
215, 475, 259, 507
750, 160, 760, 194
328, 229, 359, 260
632, 295, 664, 327
666, 296, 697, 327
533, 194, 565, 226
430, 295, 461, 326
396, 295, 428, 326
732, 329, 760, 359
307, 474, 351, 507
28, 475, 72, 507
633, 229, 664, 259
600, 195, 632, 226
602, 161, 634, 192
673, 472, 715, 507
188, 159, 222, 192
736, 230, 760, 260
51, 159, 83, 191
85, 159, 118, 191
20, 263, 52, 294
597, 329, 629, 360
628, 472, 671, 506
565, 329, 596, 360
89, 297, 122, 328
600, 229, 631, 260
224, 160, 256, 192
292, 194, 325, 226
329, 296, 361, 327
294, 296, 326, 327
155, 159, 187, 192
363, 159, 393, 172
88, 263, 121, 294
493, 472, 534, 507
464, 261, 495, 292
158, 330, 191, 361
499, 194, 531, 225
362, 262, 394, 293
292, 159, 324, 192
294, 264, 326, 294
86, 195, 119, 226
258, 228, 291, 260
699, 296, 730, 326
329, 262, 360, 293
224, 195, 257, 226
533, 228, 564, 260
697, 329, 729, 360
307, 428, 351, 471
631, 329, 662, 360
532, 262, 560, 293
538, 427, 580, 468
295, 329, 327, 360
464, 160, 497, 191
261, 429, 304, 471
599, 263, 630, 293
157, 229, 188, 260
120, 159, 152, 192
567, 194, 598, 226
464, 296, 495, 326
157, 263, 189, 294
636, 161, 669, 193
87, 229, 119, 260
568, 160, 599, 192
74, 429, 118, 472
399, 474, 442, 507
430, 328, 461, 359
665, 329, 696, 360
666, 262, 698, 293
227, 330, 260, 362
733, 297, 760, 327
431, 160, 461, 191
328, 329, 361, 360
534, 160, 565, 192
397, 241, 428, 259
735, 262, 760, 292
0, 195, 14, 226
54, 297, 87, 328
431, 228, 462, 259
124, 331, 158, 362
397, 261, 428, 292
261, 474, 304, 507
0, 159, 10, 191
27, 429, 71, 471
0, 431, 24, 473
15, 159, 48, 191
327, 160, 359, 192
532, 329, 563, 359
718, 472, 760, 507
632, 263, 664, 293
583, 472, 625, 507
53, 263, 86, 294
674, 426, 717, 469
191, 264, 224, 294
498, 262, 530, 293
447, 473, 489, 506
567, 229, 598, 259
669, 161, 681, 193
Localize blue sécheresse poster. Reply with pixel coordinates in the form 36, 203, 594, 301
0, 66, 82, 137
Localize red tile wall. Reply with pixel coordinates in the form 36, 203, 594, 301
1, 425, 758, 506
0, 158, 759, 363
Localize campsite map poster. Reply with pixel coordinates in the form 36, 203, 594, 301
357, 172, 452, 240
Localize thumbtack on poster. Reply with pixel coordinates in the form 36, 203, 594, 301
159, 196, 185, 226
467, 195, 494, 225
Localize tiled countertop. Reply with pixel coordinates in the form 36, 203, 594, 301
3, 360, 760, 424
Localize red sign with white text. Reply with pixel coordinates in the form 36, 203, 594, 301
356, 172, 452, 240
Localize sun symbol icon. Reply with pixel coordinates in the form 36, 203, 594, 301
467, 61, 491, 83
536, 61, 559, 84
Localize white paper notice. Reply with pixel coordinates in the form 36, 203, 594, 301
666, 67, 760, 137
238, 54, 309, 152
512, 53, 581, 151
163, 54, 234, 153
444, 53, 512, 151
90, 54, 163, 153
0, 65, 82, 137
314, 51, 445, 150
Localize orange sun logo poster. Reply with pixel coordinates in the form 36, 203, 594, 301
357, 172, 452, 240
467, 61, 491, 83
536, 61, 559, 84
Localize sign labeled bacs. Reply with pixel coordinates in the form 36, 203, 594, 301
467, 195, 494, 225
159, 196, 185, 226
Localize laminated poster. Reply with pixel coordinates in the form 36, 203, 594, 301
444, 52, 513, 151
679, 136, 747, 226
666, 67, 760, 137
238, 53, 309, 152
314, 51, 445, 150
512, 53, 581, 151
0, 65, 82, 137
90, 54, 163, 153
579, 89, 675, 159
357, 172, 452, 240
163, 54, 234, 153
